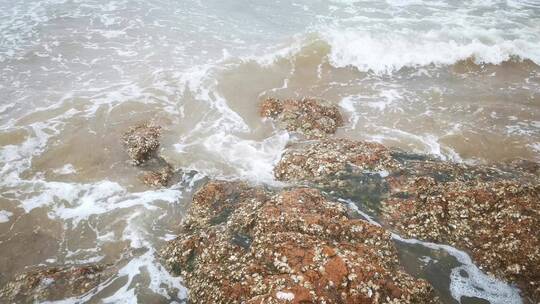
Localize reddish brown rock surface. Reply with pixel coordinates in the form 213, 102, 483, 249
161, 181, 438, 303
260, 98, 343, 139
0, 264, 112, 303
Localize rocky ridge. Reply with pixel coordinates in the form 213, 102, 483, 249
162, 181, 439, 304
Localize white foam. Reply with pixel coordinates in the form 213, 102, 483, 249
373, 127, 462, 162
0, 210, 13, 223
398, 236, 523, 304
449, 264, 522, 304
202, 131, 289, 184
53, 164, 76, 175
38, 189, 189, 304
101, 211, 188, 303
339, 95, 361, 129
20, 179, 182, 226
321, 23, 540, 74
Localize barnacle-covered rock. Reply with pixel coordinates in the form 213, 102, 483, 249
260, 98, 343, 139
274, 138, 540, 302
274, 138, 538, 210
122, 122, 161, 165
137, 156, 176, 188
161, 181, 438, 304
122, 123, 180, 188
0, 264, 112, 303
140, 164, 174, 187
274, 139, 398, 182
382, 179, 540, 303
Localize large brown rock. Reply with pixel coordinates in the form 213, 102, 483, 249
381, 179, 540, 303
274, 138, 398, 182
161, 181, 438, 303
260, 98, 343, 139
273, 138, 540, 302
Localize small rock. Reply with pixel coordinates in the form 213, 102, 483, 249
260, 97, 343, 139
122, 122, 161, 166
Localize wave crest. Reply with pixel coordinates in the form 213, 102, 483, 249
321, 29, 540, 74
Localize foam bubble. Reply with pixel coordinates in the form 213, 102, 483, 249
53, 164, 76, 175
0, 210, 13, 223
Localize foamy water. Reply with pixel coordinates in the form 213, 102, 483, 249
0, 0, 539, 303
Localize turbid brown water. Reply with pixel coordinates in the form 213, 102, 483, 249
1, 0, 539, 303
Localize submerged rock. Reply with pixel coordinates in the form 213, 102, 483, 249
274, 138, 540, 302
275, 139, 537, 187
122, 122, 161, 166
161, 181, 438, 303
260, 97, 343, 139
140, 163, 174, 187
137, 155, 176, 188
122, 123, 179, 188
0, 264, 111, 303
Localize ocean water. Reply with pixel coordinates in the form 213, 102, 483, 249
0, 0, 539, 303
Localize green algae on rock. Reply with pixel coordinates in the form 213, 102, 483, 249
0, 264, 112, 303
260, 97, 344, 139
161, 180, 438, 304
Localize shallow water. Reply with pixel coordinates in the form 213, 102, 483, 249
0, 0, 539, 303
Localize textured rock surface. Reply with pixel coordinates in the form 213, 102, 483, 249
122, 122, 161, 165
274, 139, 398, 182
274, 139, 536, 188
0, 264, 111, 303
140, 163, 174, 187
382, 179, 540, 303
260, 98, 343, 139
161, 181, 438, 304
274, 138, 540, 302
137, 156, 176, 188
122, 123, 178, 187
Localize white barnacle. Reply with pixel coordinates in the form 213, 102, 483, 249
276, 291, 295, 301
